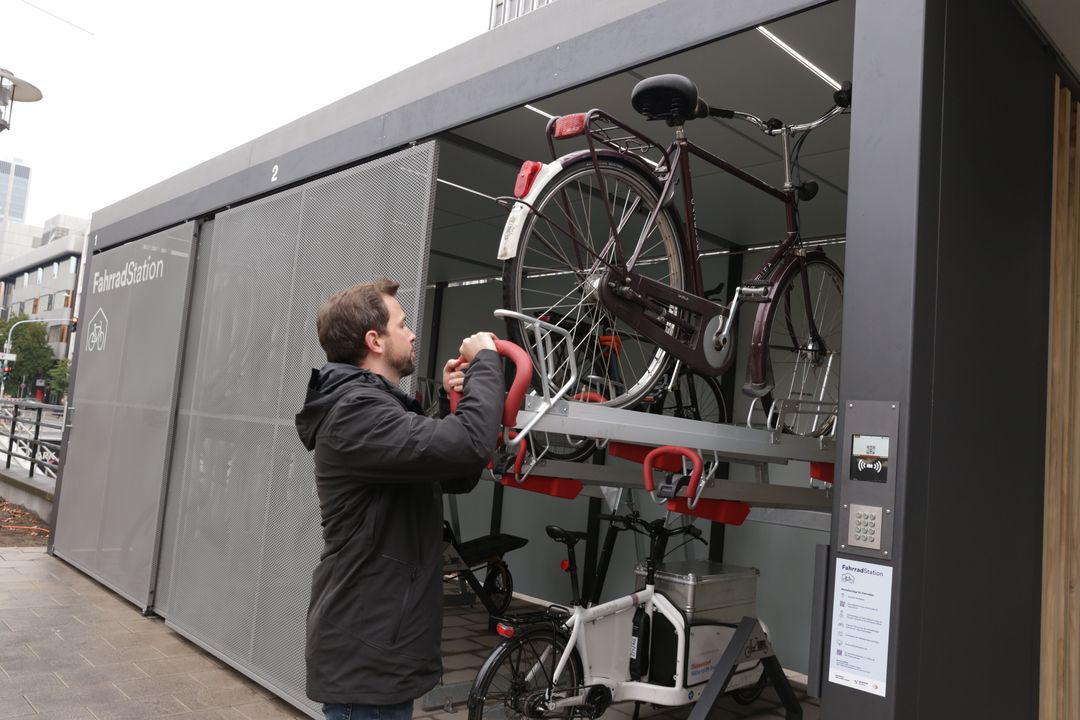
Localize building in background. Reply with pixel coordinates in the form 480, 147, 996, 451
0, 159, 41, 263
489, 0, 555, 28
0, 226, 83, 359
0, 159, 31, 222
36, 214, 88, 249
0, 218, 41, 264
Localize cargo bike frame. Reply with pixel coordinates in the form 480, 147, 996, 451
466, 447, 803, 720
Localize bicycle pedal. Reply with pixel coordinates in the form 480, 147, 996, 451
736, 284, 770, 301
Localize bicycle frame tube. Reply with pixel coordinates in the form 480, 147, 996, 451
680, 140, 800, 283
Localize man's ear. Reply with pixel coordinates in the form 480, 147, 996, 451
363, 329, 383, 356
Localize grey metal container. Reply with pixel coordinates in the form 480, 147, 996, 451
635, 560, 759, 624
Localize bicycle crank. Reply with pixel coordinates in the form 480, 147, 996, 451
521, 686, 602, 719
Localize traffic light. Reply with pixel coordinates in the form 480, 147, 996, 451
3, 367, 11, 382
69, 316, 78, 333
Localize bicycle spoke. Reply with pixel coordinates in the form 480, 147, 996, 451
531, 219, 581, 272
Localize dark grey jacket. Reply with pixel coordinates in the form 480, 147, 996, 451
295, 350, 504, 705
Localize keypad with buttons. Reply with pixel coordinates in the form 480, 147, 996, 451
847, 504, 884, 550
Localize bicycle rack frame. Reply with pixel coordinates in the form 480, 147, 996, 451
495, 309, 835, 513
494, 308, 578, 449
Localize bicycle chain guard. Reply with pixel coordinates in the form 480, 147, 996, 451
598, 267, 730, 377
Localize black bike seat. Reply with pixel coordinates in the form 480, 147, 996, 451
545, 525, 588, 546
631, 74, 708, 125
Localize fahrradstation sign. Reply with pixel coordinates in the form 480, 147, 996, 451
91, 256, 166, 295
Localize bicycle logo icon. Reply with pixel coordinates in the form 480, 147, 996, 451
86, 308, 108, 353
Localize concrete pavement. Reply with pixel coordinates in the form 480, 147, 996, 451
0, 547, 818, 719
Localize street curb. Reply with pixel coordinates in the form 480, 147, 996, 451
0, 467, 53, 521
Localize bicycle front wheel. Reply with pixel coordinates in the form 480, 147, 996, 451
760, 255, 843, 437
467, 627, 583, 720
503, 158, 686, 409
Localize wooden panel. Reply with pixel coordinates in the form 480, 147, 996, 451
1043, 77, 1080, 720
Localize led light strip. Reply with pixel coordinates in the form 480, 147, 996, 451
757, 26, 841, 91
436, 178, 496, 201
524, 104, 556, 119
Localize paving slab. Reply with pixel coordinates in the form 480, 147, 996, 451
0, 548, 817, 719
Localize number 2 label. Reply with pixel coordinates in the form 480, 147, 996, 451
271, 165, 279, 183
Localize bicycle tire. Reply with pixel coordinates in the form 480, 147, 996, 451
503, 158, 687, 411
758, 254, 843, 437
729, 666, 767, 705
528, 431, 597, 463
661, 371, 728, 424
467, 626, 584, 720
483, 563, 514, 616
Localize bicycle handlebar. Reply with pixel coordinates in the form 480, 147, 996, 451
596, 512, 703, 540
448, 339, 532, 428
708, 80, 852, 137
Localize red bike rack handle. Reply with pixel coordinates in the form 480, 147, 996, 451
643, 446, 704, 500
449, 339, 532, 427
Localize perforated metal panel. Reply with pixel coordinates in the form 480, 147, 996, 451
156, 143, 438, 714
53, 224, 194, 607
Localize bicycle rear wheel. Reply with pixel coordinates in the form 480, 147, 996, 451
760, 255, 843, 436
483, 563, 514, 616
467, 627, 583, 720
503, 158, 686, 410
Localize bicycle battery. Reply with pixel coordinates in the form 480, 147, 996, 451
629, 605, 651, 680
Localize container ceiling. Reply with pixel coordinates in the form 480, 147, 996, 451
428, 0, 854, 283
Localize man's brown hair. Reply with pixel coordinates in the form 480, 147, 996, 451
316, 278, 400, 364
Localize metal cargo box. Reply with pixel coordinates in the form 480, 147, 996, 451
635, 560, 758, 624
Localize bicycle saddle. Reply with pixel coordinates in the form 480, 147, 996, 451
545, 525, 588, 546
631, 74, 709, 126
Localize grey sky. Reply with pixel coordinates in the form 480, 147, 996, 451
4, 0, 491, 227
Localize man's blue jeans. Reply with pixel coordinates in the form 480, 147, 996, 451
323, 700, 414, 720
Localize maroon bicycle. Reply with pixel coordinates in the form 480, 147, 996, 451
497, 73, 850, 437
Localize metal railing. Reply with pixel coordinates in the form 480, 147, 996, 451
0, 399, 64, 480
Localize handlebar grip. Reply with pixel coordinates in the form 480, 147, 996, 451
449, 339, 533, 427
709, 107, 735, 119
643, 446, 703, 498
833, 81, 852, 109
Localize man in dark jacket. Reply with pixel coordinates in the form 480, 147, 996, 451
295, 278, 504, 720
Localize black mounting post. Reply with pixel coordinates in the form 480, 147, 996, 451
687, 616, 803, 720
